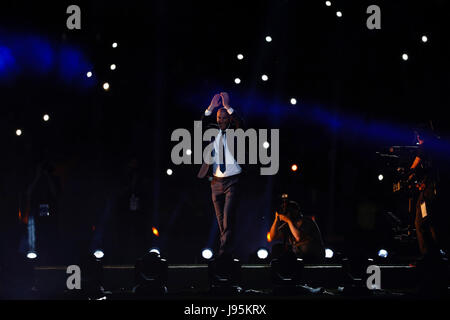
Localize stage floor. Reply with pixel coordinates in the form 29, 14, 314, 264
19, 262, 449, 300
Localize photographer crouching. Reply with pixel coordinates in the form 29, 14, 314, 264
268, 194, 325, 263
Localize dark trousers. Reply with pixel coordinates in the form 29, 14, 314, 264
210, 174, 240, 257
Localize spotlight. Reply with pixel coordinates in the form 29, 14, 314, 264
257, 248, 269, 260
325, 1, 332, 6
378, 174, 384, 181
152, 227, 160, 237
234, 78, 241, 84
208, 256, 242, 294
110, 64, 116, 70
16, 129, 22, 136
263, 141, 270, 149
86, 71, 92, 78
93, 250, 104, 259
149, 248, 161, 255
265, 36, 272, 43
421, 35, 428, 43
336, 11, 343, 17
112, 42, 118, 48
270, 252, 304, 289
202, 248, 214, 260
166, 168, 173, 176
103, 82, 110, 91
133, 251, 168, 296
237, 54, 244, 60
290, 98, 297, 105
325, 248, 334, 258
26, 252, 37, 259
378, 249, 388, 258
402, 53, 408, 61
43, 114, 50, 122
261, 74, 269, 81
186, 149, 192, 156
291, 164, 298, 172
80, 252, 110, 299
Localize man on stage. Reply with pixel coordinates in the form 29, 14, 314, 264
197, 92, 244, 261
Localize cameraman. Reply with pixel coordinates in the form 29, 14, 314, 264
268, 196, 325, 263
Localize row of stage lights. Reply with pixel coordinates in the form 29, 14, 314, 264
199, 247, 389, 261
26, 225, 161, 260
26, 246, 389, 261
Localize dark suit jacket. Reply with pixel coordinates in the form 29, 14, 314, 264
197, 109, 246, 179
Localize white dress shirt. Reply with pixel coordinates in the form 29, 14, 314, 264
204, 107, 242, 178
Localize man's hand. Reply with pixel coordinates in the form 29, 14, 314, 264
208, 94, 222, 112
220, 92, 231, 108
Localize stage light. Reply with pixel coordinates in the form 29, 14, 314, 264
325, 248, 334, 258
103, 82, 110, 91
186, 149, 192, 156
270, 253, 304, 289
402, 53, 408, 61
16, 129, 22, 136
43, 114, 50, 122
257, 248, 269, 260
263, 141, 270, 149
134, 251, 168, 296
208, 256, 242, 293
290, 98, 297, 105
26, 252, 37, 259
378, 174, 384, 181
202, 248, 213, 260
86, 71, 92, 78
149, 248, 160, 255
265, 36, 272, 43
237, 54, 244, 60
291, 164, 298, 172
93, 250, 104, 259
234, 78, 241, 84
325, 1, 332, 6
336, 11, 343, 17
110, 64, 116, 70
378, 249, 388, 258
112, 42, 118, 48
261, 74, 269, 81
152, 227, 160, 237
166, 168, 173, 176
421, 35, 428, 43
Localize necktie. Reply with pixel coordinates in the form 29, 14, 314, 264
219, 131, 226, 173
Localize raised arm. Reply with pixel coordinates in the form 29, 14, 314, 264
278, 213, 302, 243
220, 92, 245, 129
268, 211, 283, 242
201, 94, 222, 126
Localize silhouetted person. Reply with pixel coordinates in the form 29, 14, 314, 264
408, 128, 442, 258
24, 160, 61, 264
116, 157, 151, 263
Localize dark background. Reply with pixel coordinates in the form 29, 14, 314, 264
0, 0, 449, 265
